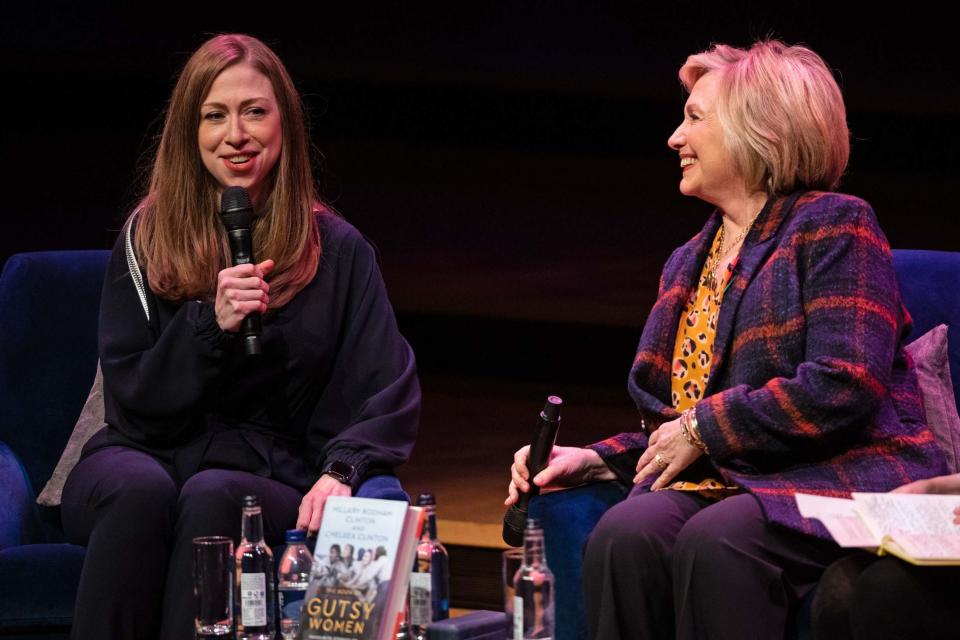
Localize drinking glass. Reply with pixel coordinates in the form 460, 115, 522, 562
502, 548, 524, 639
193, 536, 234, 638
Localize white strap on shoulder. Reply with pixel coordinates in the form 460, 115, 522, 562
124, 210, 150, 321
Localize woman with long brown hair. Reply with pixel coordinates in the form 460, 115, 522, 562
61, 34, 419, 640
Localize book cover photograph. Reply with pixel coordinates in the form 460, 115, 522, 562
301, 497, 422, 640
796, 491, 960, 565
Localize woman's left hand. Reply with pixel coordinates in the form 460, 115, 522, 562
297, 474, 353, 534
634, 416, 704, 491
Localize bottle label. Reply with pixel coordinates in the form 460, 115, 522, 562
240, 572, 268, 627
279, 588, 307, 621
409, 571, 433, 626
513, 595, 523, 640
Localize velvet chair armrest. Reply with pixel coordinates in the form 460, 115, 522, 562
355, 474, 410, 503
0, 440, 42, 550
528, 481, 629, 640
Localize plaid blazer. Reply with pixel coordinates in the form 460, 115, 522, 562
590, 191, 947, 538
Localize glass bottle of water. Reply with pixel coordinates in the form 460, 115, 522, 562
278, 529, 313, 640
408, 493, 450, 640
235, 495, 275, 640
512, 518, 554, 640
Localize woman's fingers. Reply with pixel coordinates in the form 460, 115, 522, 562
634, 456, 660, 485
513, 446, 530, 479
505, 480, 519, 506
215, 260, 274, 331
296, 500, 313, 531
650, 460, 679, 491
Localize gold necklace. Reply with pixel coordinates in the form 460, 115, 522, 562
702, 225, 725, 293
703, 210, 761, 293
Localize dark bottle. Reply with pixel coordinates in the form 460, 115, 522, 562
408, 493, 450, 640
235, 495, 276, 640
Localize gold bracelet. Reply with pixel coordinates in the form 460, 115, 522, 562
688, 408, 709, 454
679, 410, 695, 445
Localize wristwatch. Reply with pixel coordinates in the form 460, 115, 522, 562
322, 460, 356, 485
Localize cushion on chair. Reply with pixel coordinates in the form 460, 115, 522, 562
905, 325, 960, 472
36, 363, 105, 507
893, 250, 960, 406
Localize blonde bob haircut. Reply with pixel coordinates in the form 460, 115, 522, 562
679, 39, 849, 195
134, 33, 321, 308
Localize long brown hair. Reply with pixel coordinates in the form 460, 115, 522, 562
134, 34, 320, 307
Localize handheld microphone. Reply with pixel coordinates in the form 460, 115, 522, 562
219, 186, 262, 356
502, 395, 562, 547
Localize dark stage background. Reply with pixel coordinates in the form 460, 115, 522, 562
3, 3, 957, 389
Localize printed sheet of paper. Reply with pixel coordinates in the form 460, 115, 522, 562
852, 493, 960, 560
794, 493, 878, 547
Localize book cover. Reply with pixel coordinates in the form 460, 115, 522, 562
796, 492, 960, 565
301, 497, 423, 640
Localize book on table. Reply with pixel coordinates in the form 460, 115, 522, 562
301, 496, 424, 639
795, 492, 960, 566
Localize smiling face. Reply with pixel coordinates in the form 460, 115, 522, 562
198, 63, 282, 207
667, 72, 745, 207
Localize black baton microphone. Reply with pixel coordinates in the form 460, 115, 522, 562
502, 395, 562, 547
219, 186, 262, 356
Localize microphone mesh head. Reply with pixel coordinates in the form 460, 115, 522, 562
502, 504, 528, 547
220, 187, 253, 230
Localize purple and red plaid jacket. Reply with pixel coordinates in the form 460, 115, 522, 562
590, 191, 947, 538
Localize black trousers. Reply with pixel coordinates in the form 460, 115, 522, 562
582, 489, 846, 640
61, 445, 302, 640
813, 553, 960, 640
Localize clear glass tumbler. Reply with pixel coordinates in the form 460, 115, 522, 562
193, 536, 234, 638
502, 548, 524, 639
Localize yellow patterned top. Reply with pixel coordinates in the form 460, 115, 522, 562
672, 227, 730, 410
667, 226, 739, 498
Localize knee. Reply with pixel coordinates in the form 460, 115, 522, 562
671, 497, 764, 577
87, 463, 178, 524
584, 497, 673, 567
176, 470, 250, 534
850, 557, 917, 609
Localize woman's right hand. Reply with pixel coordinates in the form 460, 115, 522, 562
505, 444, 615, 506
214, 259, 274, 332
893, 473, 960, 495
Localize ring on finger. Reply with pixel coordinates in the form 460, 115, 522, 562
654, 453, 668, 470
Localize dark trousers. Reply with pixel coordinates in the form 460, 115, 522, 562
813, 553, 960, 640
582, 489, 845, 640
61, 445, 303, 640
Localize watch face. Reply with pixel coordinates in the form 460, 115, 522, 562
325, 461, 354, 482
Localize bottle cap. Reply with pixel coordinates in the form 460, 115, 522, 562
416, 493, 436, 506
285, 529, 306, 542
242, 495, 259, 508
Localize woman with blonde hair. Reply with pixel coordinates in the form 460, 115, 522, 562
61, 34, 419, 640
507, 39, 944, 639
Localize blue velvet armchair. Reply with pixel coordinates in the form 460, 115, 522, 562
529, 249, 960, 640
0, 250, 409, 638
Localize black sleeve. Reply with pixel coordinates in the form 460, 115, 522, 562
304, 225, 420, 491
98, 228, 234, 445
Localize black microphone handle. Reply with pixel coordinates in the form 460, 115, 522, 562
226, 227, 262, 356
502, 396, 562, 546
